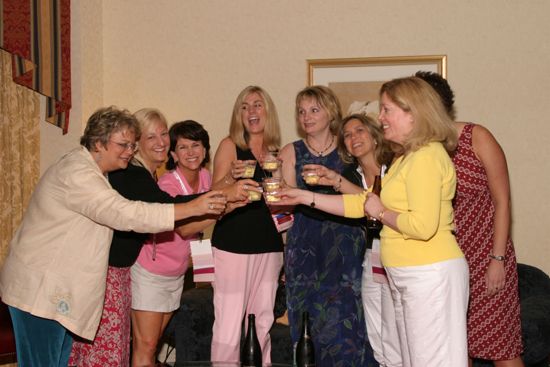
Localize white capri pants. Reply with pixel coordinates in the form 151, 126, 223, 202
362, 239, 403, 367
386, 257, 469, 367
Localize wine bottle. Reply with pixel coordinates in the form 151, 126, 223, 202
241, 314, 262, 367
296, 311, 315, 367
366, 175, 382, 230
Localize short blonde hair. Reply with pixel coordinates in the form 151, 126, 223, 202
338, 113, 393, 166
229, 86, 281, 151
295, 86, 342, 136
133, 108, 168, 137
380, 77, 457, 154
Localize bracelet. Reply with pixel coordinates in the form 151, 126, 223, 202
378, 209, 386, 221
310, 192, 316, 208
333, 175, 342, 192
488, 253, 506, 261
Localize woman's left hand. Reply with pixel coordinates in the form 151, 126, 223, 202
485, 259, 506, 296
364, 193, 384, 218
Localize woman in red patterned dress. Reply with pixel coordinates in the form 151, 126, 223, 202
416, 71, 524, 367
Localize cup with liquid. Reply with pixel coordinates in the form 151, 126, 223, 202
242, 160, 257, 178
247, 187, 263, 201
262, 177, 281, 203
261, 151, 279, 172
303, 167, 320, 185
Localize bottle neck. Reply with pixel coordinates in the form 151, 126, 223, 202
301, 312, 311, 337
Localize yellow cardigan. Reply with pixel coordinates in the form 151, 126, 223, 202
344, 142, 463, 267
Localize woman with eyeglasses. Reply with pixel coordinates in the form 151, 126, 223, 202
0, 106, 229, 367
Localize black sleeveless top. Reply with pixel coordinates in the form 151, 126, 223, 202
211, 146, 283, 254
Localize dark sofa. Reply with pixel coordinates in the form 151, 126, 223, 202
164, 263, 550, 366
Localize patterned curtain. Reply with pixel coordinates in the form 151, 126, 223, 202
0, 0, 71, 133
0, 49, 39, 273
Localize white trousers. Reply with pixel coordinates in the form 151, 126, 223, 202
210, 248, 283, 365
362, 245, 403, 367
386, 258, 469, 367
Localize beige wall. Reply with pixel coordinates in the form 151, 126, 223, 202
41, 0, 550, 273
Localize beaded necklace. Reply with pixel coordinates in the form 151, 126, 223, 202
304, 135, 335, 157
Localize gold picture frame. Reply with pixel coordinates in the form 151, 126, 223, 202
307, 55, 447, 116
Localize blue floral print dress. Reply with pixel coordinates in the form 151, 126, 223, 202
285, 140, 377, 367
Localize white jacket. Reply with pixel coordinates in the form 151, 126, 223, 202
0, 147, 174, 340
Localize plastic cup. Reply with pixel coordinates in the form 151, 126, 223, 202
262, 177, 281, 192
242, 161, 256, 178
248, 188, 263, 201
304, 170, 320, 185
262, 151, 279, 172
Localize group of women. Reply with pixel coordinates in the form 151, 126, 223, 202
0, 73, 523, 367
274, 75, 523, 367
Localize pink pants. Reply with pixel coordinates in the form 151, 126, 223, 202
210, 248, 283, 364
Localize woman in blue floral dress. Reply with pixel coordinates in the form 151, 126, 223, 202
279, 86, 377, 367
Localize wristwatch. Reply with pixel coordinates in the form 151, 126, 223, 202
488, 253, 506, 261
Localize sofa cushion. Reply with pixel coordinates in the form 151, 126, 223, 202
518, 263, 550, 300
520, 296, 550, 365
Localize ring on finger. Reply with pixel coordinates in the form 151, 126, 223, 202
209, 203, 214, 210
243, 184, 248, 190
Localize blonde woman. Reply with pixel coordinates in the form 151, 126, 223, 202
210, 86, 283, 365
279, 86, 374, 366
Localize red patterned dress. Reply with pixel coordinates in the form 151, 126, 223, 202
452, 123, 523, 360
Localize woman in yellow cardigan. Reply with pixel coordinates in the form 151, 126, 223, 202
274, 77, 469, 367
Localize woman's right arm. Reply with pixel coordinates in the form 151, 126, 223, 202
173, 190, 226, 219
279, 142, 297, 187
302, 164, 363, 194
212, 137, 239, 189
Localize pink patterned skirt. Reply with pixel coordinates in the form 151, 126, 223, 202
69, 266, 132, 367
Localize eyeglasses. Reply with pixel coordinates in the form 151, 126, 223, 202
110, 140, 138, 152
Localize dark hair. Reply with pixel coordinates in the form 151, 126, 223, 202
166, 120, 210, 170
414, 71, 456, 120
80, 106, 139, 151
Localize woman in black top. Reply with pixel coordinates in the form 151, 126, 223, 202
210, 86, 284, 365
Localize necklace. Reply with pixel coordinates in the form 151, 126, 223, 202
305, 135, 335, 157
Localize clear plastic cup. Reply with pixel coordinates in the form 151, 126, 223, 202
242, 160, 256, 178
304, 170, 320, 185
262, 151, 279, 172
248, 188, 263, 201
262, 177, 281, 192
262, 177, 281, 202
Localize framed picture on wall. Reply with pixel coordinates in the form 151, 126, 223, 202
307, 55, 447, 116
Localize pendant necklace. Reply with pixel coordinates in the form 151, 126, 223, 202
305, 135, 334, 157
